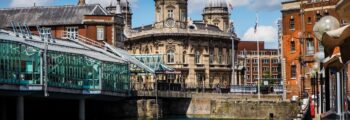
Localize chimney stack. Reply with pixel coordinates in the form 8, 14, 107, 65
78, 0, 86, 6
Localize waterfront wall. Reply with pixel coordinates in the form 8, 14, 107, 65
154, 94, 299, 119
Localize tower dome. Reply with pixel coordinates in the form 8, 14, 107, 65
206, 0, 228, 8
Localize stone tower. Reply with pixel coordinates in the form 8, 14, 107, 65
106, 0, 133, 28
78, 0, 86, 6
154, 0, 188, 29
203, 0, 230, 32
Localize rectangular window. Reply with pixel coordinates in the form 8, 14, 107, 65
291, 41, 296, 52
97, 27, 105, 41
40, 27, 52, 39
263, 59, 269, 64
290, 17, 295, 30
66, 27, 78, 40
209, 48, 214, 64
307, 38, 314, 55
218, 48, 222, 64
168, 9, 173, 18
291, 65, 296, 79
308, 17, 312, 24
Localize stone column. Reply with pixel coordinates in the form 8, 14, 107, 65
79, 99, 85, 120
17, 96, 24, 120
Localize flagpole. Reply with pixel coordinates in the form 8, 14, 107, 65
255, 13, 261, 100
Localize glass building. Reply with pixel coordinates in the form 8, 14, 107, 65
0, 29, 131, 94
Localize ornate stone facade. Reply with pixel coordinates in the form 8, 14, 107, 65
125, 0, 240, 90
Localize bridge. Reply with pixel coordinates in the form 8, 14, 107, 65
0, 27, 285, 120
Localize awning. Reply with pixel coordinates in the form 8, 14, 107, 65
323, 54, 344, 71
132, 54, 176, 74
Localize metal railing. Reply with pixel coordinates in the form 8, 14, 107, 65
61, 32, 105, 48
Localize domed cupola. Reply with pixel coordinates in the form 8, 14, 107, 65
106, 0, 133, 28
205, 0, 228, 8
203, 0, 230, 32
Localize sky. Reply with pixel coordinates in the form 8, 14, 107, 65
0, 0, 286, 49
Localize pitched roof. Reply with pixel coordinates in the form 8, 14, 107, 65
0, 4, 109, 28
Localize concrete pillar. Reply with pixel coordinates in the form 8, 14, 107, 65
17, 96, 24, 120
79, 99, 85, 120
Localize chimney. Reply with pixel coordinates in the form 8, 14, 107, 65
78, 0, 86, 6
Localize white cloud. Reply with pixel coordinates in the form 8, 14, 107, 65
242, 25, 278, 48
10, 0, 54, 7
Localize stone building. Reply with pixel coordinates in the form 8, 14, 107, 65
124, 0, 240, 90
281, 0, 345, 99
237, 41, 281, 85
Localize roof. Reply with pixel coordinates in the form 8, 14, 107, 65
0, 4, 109, 28
132, 23, 223, 33
193, 23, 223, 32
206, 0, 228, 8
0, 29, 126, 64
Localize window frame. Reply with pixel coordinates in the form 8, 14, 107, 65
167, 50, 175, 64
96, 26, 105, 41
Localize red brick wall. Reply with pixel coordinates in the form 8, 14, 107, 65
282, 0, 340, 99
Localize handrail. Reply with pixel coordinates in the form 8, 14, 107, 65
61, 31, 105, 48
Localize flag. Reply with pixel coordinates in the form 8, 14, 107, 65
254, 14, 259, 33
226, 0, 233, 10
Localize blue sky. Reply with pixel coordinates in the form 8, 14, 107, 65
0, 0, 285, 48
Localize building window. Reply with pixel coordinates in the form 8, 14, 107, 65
272, 59, 279, 63
253, 67, 257, 72
195, 50, 201, 64
97, 26, 105, 41
307, 17, 312, 24
290, 17, 295, 30
263, 67, 269, 71
66, 27, 78, 40
40, 27, 52, 38
263, 59, 269, 64
307, 38, 314, 55
228, 49, 231, 64
218, 48, 222, 64
252, 59, 257, 64
291, 41, 296, 52
291, 65, 296, 79
209, 48, 214, 64
182, 51, 186, 64
167, 50, 175, 63
167, 74, 175, 83
272, 67, 278, 72
168, 9, 173, 18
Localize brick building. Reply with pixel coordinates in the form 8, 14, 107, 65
0, 0, 125, 48
281, 0, 347, 99
237, 41, 281, 85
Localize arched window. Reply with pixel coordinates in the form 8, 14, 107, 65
195, 50, 201, 64
167, 50, 175, 63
